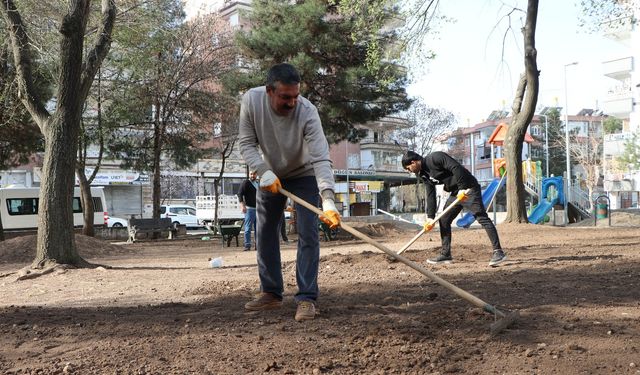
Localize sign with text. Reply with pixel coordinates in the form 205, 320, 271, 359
333, 169, 375, 176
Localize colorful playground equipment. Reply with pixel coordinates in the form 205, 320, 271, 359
455, 122, 540, 228
452, 122, 584, 227
527, 176, 565, 224
456, 159, 507, 228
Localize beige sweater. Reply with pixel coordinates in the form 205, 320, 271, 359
238, 86, 335, 199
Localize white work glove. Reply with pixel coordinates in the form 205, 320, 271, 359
320, 199, 341, 229
423, 218, 436, 232
259, 170, 281, 194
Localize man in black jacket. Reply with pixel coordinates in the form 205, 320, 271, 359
402, 150, 506, 267
238, 170, 258, 251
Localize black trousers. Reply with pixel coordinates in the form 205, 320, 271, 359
438, 186, 502, 255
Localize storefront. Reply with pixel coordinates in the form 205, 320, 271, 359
75, 168, 150, 219
333, 169, 414, 217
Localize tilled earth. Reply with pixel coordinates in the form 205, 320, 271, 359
0, 218, 639, 374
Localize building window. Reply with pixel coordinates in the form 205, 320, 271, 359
229, 14, 239, 27
531, 126, 540, 136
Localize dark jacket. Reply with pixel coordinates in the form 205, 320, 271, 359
418, 151, 479, 218
237, 179, 257, 208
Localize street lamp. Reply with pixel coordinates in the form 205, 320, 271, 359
564, 61, 578, 204
564, 61, 578, 225
539, 114, 549, 178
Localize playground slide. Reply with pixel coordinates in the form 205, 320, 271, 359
528, 198, 558, 224
456, 177, 505, 228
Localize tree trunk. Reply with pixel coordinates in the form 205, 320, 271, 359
76, 167, 95, 237
504, 109, 529, 222
33, 3, 92, 267
213, 142, 233, 227
2, 0, 116, 268
504, 0, 540, 223
35, 115, 84, 267
77, 68, 104, 237
213, 178, 220, 227
152, 118, 163, 222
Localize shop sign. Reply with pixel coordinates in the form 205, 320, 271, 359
333, 169, 375, 176
76, 169, 148, 185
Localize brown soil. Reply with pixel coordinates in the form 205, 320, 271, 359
1, 216, 640, 374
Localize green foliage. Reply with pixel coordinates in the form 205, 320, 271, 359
603, 116, 623, 134
617, 130, 640, 170
535, 109, 567, 178
232, 0, 411, 142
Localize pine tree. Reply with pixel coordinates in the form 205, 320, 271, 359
544, 108, 567, 178
231, 0, 411, 142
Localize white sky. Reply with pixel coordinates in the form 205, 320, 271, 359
407, 0, 629, 126
184, 0, 223, 18
185, 0, 629, 126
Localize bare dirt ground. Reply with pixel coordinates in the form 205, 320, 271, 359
1, 213, 640, 374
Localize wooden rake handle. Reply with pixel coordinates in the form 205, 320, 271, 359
397, 188, 472, 255
278, 187, 506, 318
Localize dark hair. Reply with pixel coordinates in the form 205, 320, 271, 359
266, 63, 301, 89
401, 150, 422, 168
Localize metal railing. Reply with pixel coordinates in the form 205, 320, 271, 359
568, 184, 592, 215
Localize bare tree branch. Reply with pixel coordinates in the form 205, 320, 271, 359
1, 0, 50, 129
79, 0, 116, 102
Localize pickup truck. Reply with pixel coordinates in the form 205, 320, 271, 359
195, 194, 244, 228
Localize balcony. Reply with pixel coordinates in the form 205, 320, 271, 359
602, 96, 633, 118
603, 56, 633, 81
603, 132, 634, 157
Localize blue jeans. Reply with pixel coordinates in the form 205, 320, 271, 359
243, 207, 256, 248
256, 176, 319, 302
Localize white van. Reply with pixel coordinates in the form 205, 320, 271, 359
0, 186, 108, 231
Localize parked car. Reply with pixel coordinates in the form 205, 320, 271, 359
160, 204, 201, 228
107, 216, 128, 228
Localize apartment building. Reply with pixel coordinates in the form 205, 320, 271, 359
438, 109, 605, 210
441, 111, 535, 186
328, 117, 414, 217
601, 10, 640, 209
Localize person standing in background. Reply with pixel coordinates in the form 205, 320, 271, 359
280, 212, 289, 243
238, 170, 258, 251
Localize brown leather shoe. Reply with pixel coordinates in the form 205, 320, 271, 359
294, 300, 316, 321
244, 292, 282, 311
